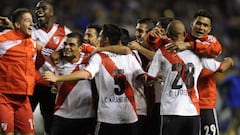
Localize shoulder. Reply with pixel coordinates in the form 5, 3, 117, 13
56, 23, 71, 31
206, 35, 218, 42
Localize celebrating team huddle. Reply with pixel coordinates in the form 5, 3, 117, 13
0, 0, 234, 135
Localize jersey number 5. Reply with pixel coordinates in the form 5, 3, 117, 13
114, 69, 126, 95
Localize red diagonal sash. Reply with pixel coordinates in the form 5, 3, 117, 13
36, 25, 66, 70
45, 25, 65, 49
160, 47, 200, 114
98, 53, 137, 113
54, 66, 79, 112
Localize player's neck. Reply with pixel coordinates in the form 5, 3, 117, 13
65, 55, 80, 63
174, 35, 185, 42
39, 18, 55, 31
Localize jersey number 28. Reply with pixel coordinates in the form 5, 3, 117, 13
172, 63, 195, 89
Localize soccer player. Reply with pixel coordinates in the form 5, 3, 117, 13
0, 8, 36, 135
83, 24, 102, 47
30, 1, 72, 135
42, 24, 145, 135
127, 18, 155, 135
128, 18, 155, 64
165, 9, 223, 135
144, 17, 174, 135
148, 20, 233, 135
50, 32, 96, 135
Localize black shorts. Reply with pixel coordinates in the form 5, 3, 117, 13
29, 84, 56, 133
161, 115, 200, 135
95, 121, 137, 135
145, 103, 161, 135
136, 115, 148, 135
51, 115, 96, 135
200, 108, 219, 135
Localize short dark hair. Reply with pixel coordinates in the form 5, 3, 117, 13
86, 24, 102, 36
102, 24, 121, 45
120, 28, 130, 46
11, 8, 31, 24
155, 17, 174, 29
137, 18, 155, 32
193, 9, 213, 24
35, 0, 54, 9
66, 32, 83, 46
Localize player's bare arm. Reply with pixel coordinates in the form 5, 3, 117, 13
0, 16, 14, 30
42, 70, 91, 82
137, 72, 163, 87
99, 45, 132, 54
88, 45, 131, 60
165, 41, 191, 52
218, 57, 234, 72
128, 41, 155, 60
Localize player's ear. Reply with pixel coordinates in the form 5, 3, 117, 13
78, 45, 82, 52
104, 37, 109, 45
14, 22, 20, 29
207, 25, 212, 34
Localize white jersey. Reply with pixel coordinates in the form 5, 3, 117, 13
54, 52, 96, 119
131, 50, 147, 116
85, 51, 145, 124
148, 48, 221, 116
32, 23, 71, 73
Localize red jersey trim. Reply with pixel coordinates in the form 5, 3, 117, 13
98, 53, 137, 114
160, 47, 200, 114
54, 66, 79, 112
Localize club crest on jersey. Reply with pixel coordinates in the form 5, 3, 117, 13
1, 123, 7, 131
53, 36, 60, 45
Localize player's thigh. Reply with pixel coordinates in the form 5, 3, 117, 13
0, 94, 14, 133
200, 109, 219, 135
161, 115, 180, 135
96, 122, 137, 135
162, 115, 200, 135
15, 97, 35, 134
38, 86, 56, 114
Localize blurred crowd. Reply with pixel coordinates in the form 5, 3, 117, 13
1, 0, 240, 62
0, 0, 239, 134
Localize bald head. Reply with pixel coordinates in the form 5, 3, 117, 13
167, 20, 185, 41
